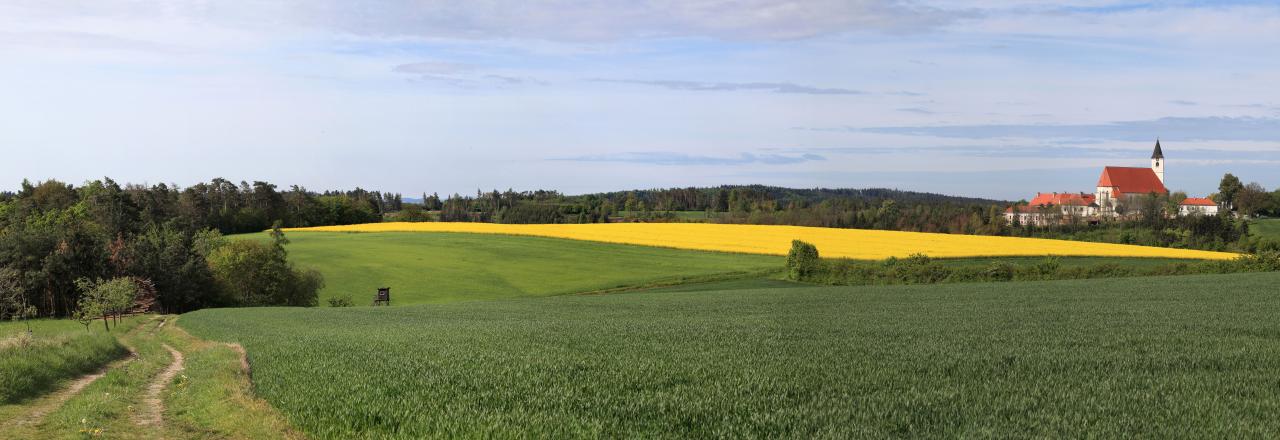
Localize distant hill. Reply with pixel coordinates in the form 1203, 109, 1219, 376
396, 185, 1010, 232
578, 185, 1008, 209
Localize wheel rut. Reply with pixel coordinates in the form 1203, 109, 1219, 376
134, 343, 185, 428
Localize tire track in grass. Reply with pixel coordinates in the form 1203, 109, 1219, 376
3, 349, 138, 429
134, 343, 185, 428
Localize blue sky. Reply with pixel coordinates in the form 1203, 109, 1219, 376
1, 0, 1278, 200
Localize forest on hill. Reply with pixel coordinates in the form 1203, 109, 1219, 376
404, 185, 1010, 234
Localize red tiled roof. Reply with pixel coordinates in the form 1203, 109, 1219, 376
1028, 192, 1096, 207
1096, 167, 1167, 197
1180, 197, 1216, 206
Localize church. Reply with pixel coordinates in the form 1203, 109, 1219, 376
1005, 141, 1218, 226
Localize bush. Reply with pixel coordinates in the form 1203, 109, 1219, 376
327, 296, 354, 307
207, 238, 323, 307
786, 240, 821, 280
982, 262, 1016, 282
1017, 256, 1061, 280
1234, 251, 1280, 272
885, 254, 950, 284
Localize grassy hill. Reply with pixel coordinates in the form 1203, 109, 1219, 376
237, 231, 781, 305
1252, 218, 1280, 240
181, 271, 1280, 439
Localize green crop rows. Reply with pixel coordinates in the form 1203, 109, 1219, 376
181, 271, 1280, 438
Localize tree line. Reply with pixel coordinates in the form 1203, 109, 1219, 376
0, 177, 397, 320
393, 186, 1007, 232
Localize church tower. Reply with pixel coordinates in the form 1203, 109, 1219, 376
1151, 139, 1165, 184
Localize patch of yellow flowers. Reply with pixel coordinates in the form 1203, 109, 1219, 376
286, 222, 1238, 260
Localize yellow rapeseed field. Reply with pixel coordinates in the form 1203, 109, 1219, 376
285, 222, 1239, 260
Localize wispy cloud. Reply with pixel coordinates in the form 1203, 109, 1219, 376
858, 116, 1280, 142
392, 61, 545, 87
785, 145, 1280, 161
1223, 103, 1280, 112
392, 61, 477, 75
896, 107, 935, 115
591, 79, 864, 95
551, 152, 826, 166
1168, 99, 1198, 106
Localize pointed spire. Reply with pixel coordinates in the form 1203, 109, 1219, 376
1151, 138, 1164, 159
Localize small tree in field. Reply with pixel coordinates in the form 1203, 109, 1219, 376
73, 296, 103, 332
102, 278, 140, 325
74, 277, 139, 331
786, 240, 821, 281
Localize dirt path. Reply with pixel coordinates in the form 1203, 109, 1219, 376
3, 348, 138, 429
134, 343, 185, 428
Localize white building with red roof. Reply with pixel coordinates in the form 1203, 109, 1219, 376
1178, 197, 1219, 216
1005, 192, 1099, 226
1005, 141, 1216, 225
1094, 140, 1168, 215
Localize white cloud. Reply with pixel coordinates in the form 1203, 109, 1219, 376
1, 0, 1278, 198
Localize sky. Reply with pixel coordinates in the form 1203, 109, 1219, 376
1, 0, 1278, 200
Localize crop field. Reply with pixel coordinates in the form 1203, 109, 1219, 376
237, 232, 781, 305
181, 271, 1280, 438
287, 222, 1239, 260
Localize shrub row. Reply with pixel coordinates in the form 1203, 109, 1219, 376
785, 240, 1280, 286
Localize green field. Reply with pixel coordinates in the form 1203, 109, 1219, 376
1252, 218, 1280, 240
237, 232, 782, 305
181, 271, 1280, 438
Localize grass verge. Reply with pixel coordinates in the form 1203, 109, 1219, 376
0, 317, 145, 404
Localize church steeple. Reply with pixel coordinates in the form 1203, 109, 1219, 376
1151, 139, 1164, 184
